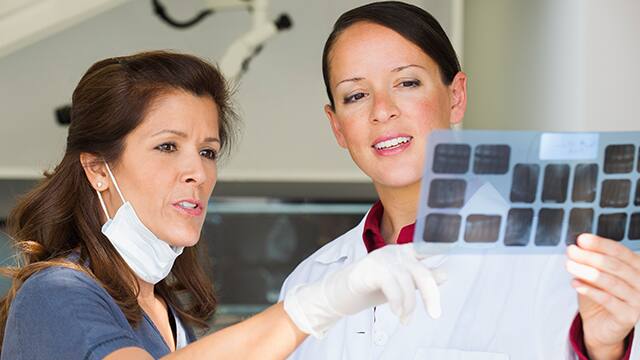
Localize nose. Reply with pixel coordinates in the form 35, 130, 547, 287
370, 91, 399, 123
181, 151, 210, 186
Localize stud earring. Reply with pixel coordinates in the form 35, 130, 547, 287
97, 181, 103, 189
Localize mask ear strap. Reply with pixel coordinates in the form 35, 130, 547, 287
96, 190, 111, 221
104, 161, 126, 204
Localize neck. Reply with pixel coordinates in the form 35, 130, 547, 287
136, 278, 157, 307
374, 180, 421, 244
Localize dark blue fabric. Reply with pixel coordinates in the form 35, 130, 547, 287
1, 266, 195, 360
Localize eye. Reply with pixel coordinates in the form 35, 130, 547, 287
343, 92, 368, 104
200, 148, 218, 160
398, 79, 421, 88
156, 142, 177, 152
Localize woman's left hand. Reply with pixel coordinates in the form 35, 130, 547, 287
566, 233, 640, 359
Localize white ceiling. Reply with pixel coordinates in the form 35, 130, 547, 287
0, 0, 131, 58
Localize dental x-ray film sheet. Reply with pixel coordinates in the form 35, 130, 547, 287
413, 130, 640, 254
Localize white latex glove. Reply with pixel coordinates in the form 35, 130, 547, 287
283, 243, 445, 338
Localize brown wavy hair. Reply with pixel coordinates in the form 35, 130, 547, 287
0, 50, 238, 349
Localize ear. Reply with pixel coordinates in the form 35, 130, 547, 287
80, 153, 109, 192
448, 71, 468, 127
324, 104, 348, 149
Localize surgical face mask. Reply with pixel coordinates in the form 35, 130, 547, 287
96, 162, 183, 284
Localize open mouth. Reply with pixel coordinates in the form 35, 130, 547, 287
176, 201, 198, 209
173, 199, 203, 216
372, 136, 413, 150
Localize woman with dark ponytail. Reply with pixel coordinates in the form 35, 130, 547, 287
281, 2, 639, 359
0, 50, 443, 359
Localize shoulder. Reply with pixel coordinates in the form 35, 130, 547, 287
3, 265, 139, 360
279, 214, 368, 298
10, 264, 119, 324
16, 265, 106, 302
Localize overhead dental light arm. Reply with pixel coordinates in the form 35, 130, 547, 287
152, 0, 214, 28
151, 0, 292, 81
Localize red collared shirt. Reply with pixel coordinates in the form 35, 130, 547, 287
362, 200, 632, 359
363, 201, 414, 252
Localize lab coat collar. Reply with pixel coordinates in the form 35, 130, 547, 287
315, 210, 370, 265
312, 209, 449, 268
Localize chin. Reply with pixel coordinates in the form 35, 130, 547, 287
162, 229, 202, 248
371, 168, 423, 189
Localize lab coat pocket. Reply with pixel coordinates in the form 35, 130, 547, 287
414, 348, 509, 360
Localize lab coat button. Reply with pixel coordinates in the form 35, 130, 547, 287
373, 330, 388, 346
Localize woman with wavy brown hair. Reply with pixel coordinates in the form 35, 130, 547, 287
0, 50, 444, 359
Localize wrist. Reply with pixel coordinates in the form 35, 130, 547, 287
282, 276, 344, 339
584, 339, 625, 360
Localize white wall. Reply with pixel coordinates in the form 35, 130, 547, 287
0, 0, 450, 182
583, 0, 640, 131
3, 0, 638, 184
463, 0, 640, 132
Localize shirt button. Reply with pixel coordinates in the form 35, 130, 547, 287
373, 329, 388, 346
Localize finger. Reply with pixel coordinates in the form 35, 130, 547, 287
567, 244, 640, 293
405, 259, 441, 319
399, 243, 424, 259
393, 269, 417, 324
577, 234, 640, 272
566, 259, 640, 307
409, 246, 430, 261
377, 271, 405, 320
398, 243, 442, 318
432, 269, 448, 285
572, 279, 640, 330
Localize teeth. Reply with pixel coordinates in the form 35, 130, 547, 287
178, 201, 197, 209
374, 136, 412, 150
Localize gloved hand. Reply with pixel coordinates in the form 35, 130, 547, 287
283, 243, 445, 338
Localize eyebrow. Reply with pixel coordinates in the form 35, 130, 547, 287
336, 77, 364, 87
392, 64, 426, 72
151, 129, 220, 143
335, 64, 426, 87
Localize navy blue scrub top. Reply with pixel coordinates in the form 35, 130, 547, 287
1, 265, 195, 360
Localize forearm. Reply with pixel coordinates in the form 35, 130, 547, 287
162, 302, 307, 360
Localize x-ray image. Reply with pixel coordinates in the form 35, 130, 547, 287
414, 130, 640, 254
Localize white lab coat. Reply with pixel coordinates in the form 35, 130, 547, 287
280, 213, 640, 359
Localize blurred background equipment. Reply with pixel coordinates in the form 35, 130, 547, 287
152, 0, 292, 81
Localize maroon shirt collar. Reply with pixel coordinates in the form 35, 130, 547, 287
363, 200, 416, 253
